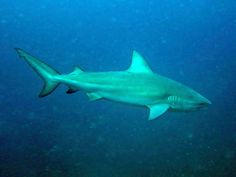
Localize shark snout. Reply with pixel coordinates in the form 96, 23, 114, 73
196, 96, 211, 108
187, 91, 212, 110
203, 98, 211, 105
201, 95, 211, 104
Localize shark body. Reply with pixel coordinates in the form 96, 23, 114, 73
15, 48, 211, 120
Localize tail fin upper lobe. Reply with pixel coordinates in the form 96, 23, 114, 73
15, 48, 60, 97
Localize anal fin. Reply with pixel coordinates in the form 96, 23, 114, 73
66, 87, 79, 94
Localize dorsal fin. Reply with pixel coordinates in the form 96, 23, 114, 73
127, 51, 153, 74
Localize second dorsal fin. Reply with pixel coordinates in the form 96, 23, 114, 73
72, 66, 83, 74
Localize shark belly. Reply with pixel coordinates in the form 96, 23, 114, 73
96, 90, 155, 106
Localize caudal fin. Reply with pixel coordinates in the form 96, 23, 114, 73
15, 48, 60, 97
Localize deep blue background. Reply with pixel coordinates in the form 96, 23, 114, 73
0, 1, 236, 177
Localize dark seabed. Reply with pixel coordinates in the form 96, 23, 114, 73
0, 0, 236, 177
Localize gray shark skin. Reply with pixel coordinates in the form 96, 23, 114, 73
15, 48, 211, 120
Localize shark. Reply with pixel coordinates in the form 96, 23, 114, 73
15, 48, 211, 120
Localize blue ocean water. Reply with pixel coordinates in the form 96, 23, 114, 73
0, 0, 236, 177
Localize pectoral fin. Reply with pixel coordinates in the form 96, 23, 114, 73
87, 92, 103, 101
148, 104, 169, 120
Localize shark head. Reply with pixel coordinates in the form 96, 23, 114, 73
167, 87, 211, 112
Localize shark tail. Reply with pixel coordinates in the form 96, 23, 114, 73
15, 48, 60, 97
